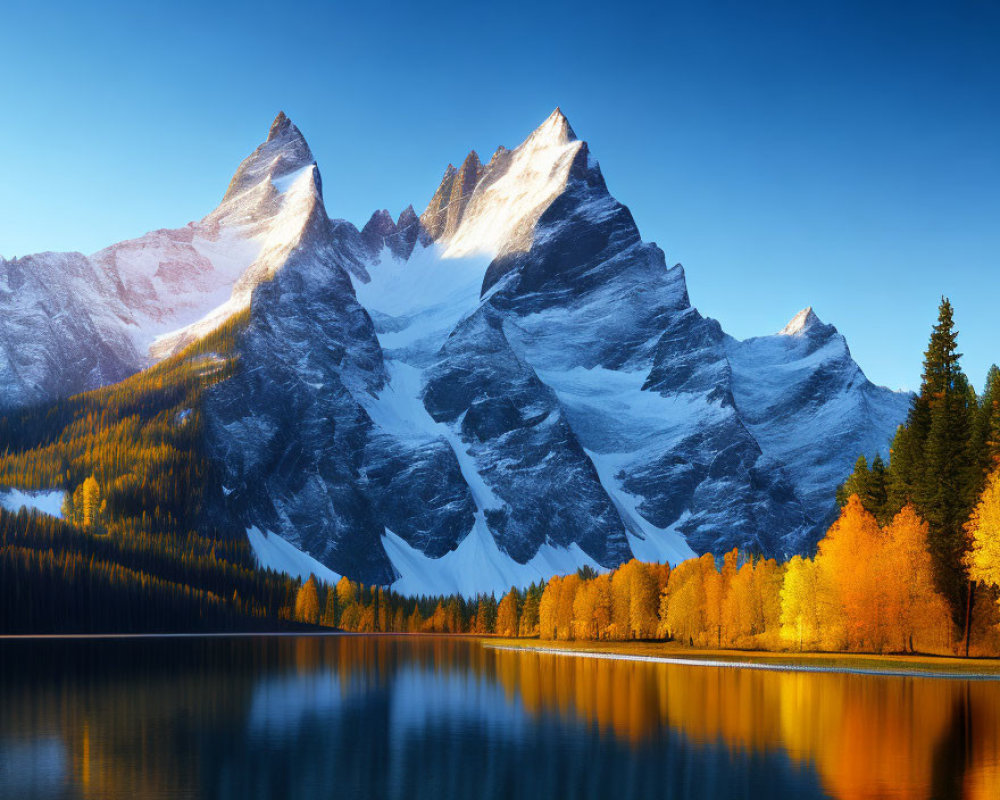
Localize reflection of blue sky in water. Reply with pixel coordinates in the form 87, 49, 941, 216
0, 738, 68, 798
248, 670, 344, 737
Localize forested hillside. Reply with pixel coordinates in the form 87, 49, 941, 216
0, 312, 303, 632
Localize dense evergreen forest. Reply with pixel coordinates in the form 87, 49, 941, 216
3, 297, 1000, 656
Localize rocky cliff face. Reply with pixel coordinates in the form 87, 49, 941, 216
0, 109, 910, 595
0, 251, 139, 408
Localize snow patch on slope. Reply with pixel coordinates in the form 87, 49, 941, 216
362, 361, 504, 511
586, 450, 696, 565
354, 243, 491, 362
533, 364, 722, 457
247, 526, 341, 584
383, 514, 602, 599
0, 489, 65, 518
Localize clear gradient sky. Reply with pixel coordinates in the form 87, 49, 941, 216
2, 0, 997, 391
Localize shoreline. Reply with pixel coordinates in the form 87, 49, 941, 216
482, 639, 1000, 681
5, 632, 1000, 680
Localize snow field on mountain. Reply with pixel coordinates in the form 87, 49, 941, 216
246, 526, 342, 584
382, 514, 603, 599
0, 489, 65, 518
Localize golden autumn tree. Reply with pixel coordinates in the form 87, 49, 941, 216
721, 558, 753, 646
591, 573, 613, 639
496, 588, 520, 637
335, 576, 356, 609
752, 557, 785, 650
967, 470, 1000, 596
815, 495, 884, 650
702, 558, 724, 647
883, 505, 951, 651
294, 575, 321, 625
80, 475, 101, 527
610, 566, 632, 640
665, 555, 710, 645
539, 576, 561, 639
572, 578, 598, 640
780, 555, 822, 649
556, 574, 581, 640
628, 562, 661, 639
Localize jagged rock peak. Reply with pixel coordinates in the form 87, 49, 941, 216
218, 112, 319, 212
362, 209, 397, 238
459, 150, 483, 173
420, 150, 485, 241
396, 205, 418, 228
362, 206, 428, 261
779, 306, 823, 336
268, 111, 293, 141
529, 107, 578, 146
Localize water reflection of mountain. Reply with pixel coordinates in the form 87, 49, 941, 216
0, 636, 997, 799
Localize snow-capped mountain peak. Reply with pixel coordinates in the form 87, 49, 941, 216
429, 109, 587, 259
0, 113, 334, 407
527, 106, 578, 146
779, 306, 823, 336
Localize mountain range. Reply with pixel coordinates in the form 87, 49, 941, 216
0, 109, 910, 595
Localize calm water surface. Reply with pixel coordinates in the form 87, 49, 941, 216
1, 635, 998, 799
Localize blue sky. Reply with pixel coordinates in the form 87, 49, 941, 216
2, 0, 997, 391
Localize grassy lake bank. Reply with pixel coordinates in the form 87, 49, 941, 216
482, 637, 1000, 679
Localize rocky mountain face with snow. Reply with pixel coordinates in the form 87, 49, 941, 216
0, 112, 329, 407
0, 110, 910, 595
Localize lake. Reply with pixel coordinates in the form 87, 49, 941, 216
0, 635, 997, 799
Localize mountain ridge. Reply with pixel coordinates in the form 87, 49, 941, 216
0, 109, 911, 595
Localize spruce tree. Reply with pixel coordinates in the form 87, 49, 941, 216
837, 455, 871, 507
867, 454, 889, 522
972, 365, 1000, 478
912, 299, 976, 627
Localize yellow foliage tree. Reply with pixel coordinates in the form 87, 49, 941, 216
968, 470, 1000, 593
665, 556, 710, 645
816, 496, 884, 650
628, 561, 661, 640
556, 574, 580, 640
883, 505, 951, 651
572, 579, 598, 640
780, 555, 822, 650
496, 588, 520, 637
81, 475, 101, 527
294, 575, 321, 625
539, 577, 561, 640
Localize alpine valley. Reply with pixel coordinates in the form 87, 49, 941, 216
0, 110, 910, 597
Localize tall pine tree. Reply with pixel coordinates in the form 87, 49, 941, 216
841, 298, 981, 639
916, 300, 976, 627
972, 365, 1000, 478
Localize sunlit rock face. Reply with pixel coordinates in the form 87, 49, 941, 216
0, 109, 910, 592
0, 111, 334, 407
0, 251, 139, 408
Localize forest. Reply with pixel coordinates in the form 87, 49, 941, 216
0, 311, 304, 632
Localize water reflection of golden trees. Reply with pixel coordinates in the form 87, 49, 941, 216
5, 637, 1000, 800
490, 647, 1000, 800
